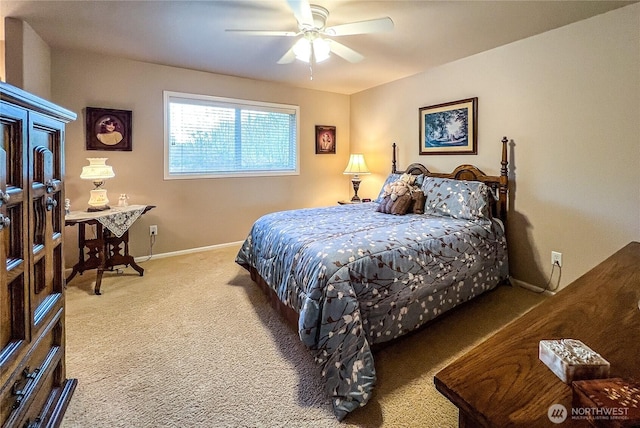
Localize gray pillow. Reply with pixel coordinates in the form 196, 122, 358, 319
375, 174, 402, 203
421, 177, 491, 220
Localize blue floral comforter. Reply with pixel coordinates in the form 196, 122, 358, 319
235, 202, 508, 419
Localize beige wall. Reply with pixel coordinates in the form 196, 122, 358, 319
351, 4, 640, 290
4, 18, 51, 98
16, 3, 640, 289
0, 40, 5, 81
52, 51, 351, 266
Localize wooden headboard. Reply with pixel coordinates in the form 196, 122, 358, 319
392, 136, 509, 225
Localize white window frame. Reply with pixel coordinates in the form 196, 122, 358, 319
163, 91, 300, 179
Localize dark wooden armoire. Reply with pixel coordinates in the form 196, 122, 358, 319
1, 82, 77, 427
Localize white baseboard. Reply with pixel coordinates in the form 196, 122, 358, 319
510, 277, 556, 296
134, 241, 244, 262
68, 245, 556, 298
64, 241, 245, 275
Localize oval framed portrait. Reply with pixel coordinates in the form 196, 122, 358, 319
86, 107, 132, 151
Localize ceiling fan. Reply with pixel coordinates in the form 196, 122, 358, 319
226, 0, 394, 65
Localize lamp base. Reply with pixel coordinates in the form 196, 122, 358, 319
350, 177, 362, 203
87, 188, 110, 212
87, 205, 110, 212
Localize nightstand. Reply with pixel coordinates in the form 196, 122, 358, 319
338, 198, 371, 205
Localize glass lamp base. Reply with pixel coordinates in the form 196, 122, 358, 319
87, 205, 110, 212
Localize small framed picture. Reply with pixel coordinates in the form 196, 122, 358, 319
86, 107, 132, 151
315, 125, 336, 154
419, 97, 477, 155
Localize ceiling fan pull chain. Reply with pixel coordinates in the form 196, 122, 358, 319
309, 43, 314, 80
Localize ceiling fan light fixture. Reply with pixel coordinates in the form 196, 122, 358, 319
228, 2, 392, 68
313, 38, 330, 62
293, 36, 331, 63
293, 37, 312, 62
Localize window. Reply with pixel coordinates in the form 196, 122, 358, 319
164, 91, 299, 179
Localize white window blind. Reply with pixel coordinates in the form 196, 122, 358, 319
164, 91, 299, 179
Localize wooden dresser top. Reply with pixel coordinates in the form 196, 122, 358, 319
435, 241, 640, 427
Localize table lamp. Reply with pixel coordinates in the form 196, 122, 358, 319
343, 154, 370, 202
80, 158, 115, 211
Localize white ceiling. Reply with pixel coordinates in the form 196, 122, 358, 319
1, 0, 635, 94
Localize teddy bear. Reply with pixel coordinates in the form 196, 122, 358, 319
383, 173, 415, 200
377, 174, 425, 215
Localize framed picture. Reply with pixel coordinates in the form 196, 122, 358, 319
419, 97, 477, 155
86, 107, 132, 151
315, 125, 336, 154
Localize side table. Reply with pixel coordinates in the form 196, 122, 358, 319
338, 199, 370, 205
65, 204, 155, 294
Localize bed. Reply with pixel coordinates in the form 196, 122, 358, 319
235, 137, 510, 420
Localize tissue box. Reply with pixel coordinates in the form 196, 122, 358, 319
539, 339, 610, 384
572, 378, 640, 427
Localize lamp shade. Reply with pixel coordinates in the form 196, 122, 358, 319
343, 154, 370, 175
80, 158, 115, 181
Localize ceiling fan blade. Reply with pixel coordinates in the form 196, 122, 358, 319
287, 0, 314, 27
225, 29, 298, 37
325, 17, 394, 36
277, 46, 297, 64
329, 40, 364, 63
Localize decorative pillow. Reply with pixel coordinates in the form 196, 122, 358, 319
375, 173, 424, 203
411, 190, 426, 214
377, 187, 426, 215
377, 193, 413, 215
421, 177, 491, 220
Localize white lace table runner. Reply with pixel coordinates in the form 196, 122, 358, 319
66, 205, 149, 237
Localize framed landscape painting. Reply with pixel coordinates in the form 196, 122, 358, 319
419, 97, 477, 155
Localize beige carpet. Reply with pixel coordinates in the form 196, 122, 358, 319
61, 245, 546, 428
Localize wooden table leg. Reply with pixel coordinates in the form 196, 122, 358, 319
66, 221, 103, 285
104, 230, 144, 278
93, 223, 108, 295
66, 221, 87, 283
129, 259, 144, 276
94, 270, 105, 295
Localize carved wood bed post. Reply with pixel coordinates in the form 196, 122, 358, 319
392, 142, 397, 173
499, 136, 509, 225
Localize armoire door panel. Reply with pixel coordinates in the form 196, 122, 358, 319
33, 146, 53, 192
1, 308, 64, 427
32, 198, 46, 249
29, 113, 63, 182
2, 81, 76, 428
0, 112, 30, 381
0, 101, 28, 189
28, 115, 65, 333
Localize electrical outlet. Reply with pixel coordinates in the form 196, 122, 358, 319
150, 225, 158, 236
551, 251, 562, 267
